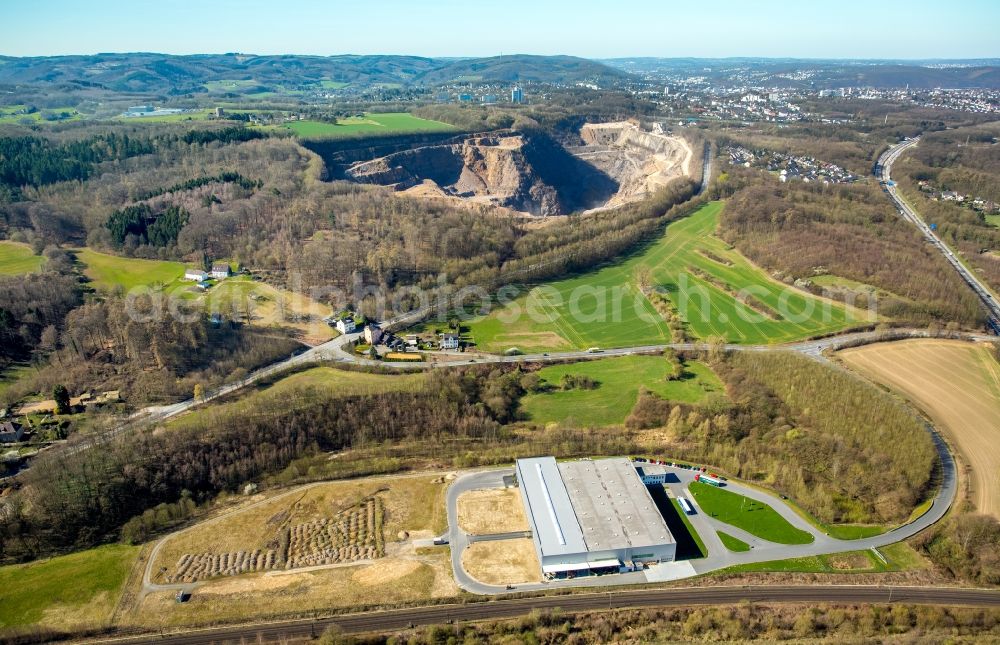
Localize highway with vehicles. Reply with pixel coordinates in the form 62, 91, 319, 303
877, 138, 1000, 328
89, 585, 1000, 644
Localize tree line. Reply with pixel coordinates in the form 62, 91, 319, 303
715, 169, 985, 328
0, 366, 524, 561
625, 350, 936, 525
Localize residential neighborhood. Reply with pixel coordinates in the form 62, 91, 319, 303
724, 145, 860, 184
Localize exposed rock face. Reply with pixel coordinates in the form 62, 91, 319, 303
570, 121, 693, 210
342, 123, 691, 215
345, 133, 618, 216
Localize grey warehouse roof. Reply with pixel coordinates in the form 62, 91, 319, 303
516, 456, 587, 556
517, 457, 674, 558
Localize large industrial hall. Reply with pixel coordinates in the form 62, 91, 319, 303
515, 456, 676, 577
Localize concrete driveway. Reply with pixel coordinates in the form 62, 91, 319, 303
444, 425, 955, 595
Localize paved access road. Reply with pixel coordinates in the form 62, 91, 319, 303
89, 585, 1000, 644
877, 139, 1000, 324
444, 416, 955, 596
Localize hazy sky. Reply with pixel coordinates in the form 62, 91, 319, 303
2, 0, 997, 59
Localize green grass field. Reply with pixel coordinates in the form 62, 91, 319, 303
75, 248, 186, 291
689, 482, 814, 545
0, 104, 82, 125
519, 355, 722, 426
986, 213, 1000, 228
0, 544, 138, 629
718, 531, 750, 552
116, 109, 214, 123
0, 241, 45, 275
0, 363, 34, 396
461, 202, 865, 353
283, 112, 456, 139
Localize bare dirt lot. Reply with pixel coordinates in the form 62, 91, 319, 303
461, 538, 542, 586
456, 488, 529, 535
839, 339, 1000, 518
133, 549, 457, 628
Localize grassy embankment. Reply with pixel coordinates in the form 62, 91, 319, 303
169, 366, 427, 431
0, 544, 138, 631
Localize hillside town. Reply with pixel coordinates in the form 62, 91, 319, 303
724, 145, 861, 184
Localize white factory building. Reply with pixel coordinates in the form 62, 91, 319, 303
515, 456, 676, 577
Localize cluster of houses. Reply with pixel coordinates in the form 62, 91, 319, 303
183, 262, 233, 289
0, 389, 122, 445
358, 324, 460, 353
725, 145, 859, 185
847, 87, 1000, 116
918, 181, 1000, 214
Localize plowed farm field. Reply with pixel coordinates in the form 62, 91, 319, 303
839, 339, 1000, 518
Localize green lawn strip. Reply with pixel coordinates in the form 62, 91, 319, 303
465, 201, 860, 351
667, 497, 707, 559
736, 479, 891, 540
0, 544, 138, 627
718, 531, 750, 552
689, 481, 814, 545
717, 547, 911, 575
905, 497, 935, 524
0, 241, 45, 275
519, 355, 722, 427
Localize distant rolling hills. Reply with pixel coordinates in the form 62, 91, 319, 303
0, 53, 627, 95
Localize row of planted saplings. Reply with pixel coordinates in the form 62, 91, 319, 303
169, 549, 278, 583
285, 498, 384, 569
169, 497, 386, 582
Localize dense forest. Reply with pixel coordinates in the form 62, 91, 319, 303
715, 171, 986, 327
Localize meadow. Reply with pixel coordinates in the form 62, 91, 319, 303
0, 240, 45, 275
464, 201, 866, 353
73, 252, 336, 341
74, 247, 186, 291
116, 109, 215, 123
0, 544, 138, 630
519, 355, 722, 426
0, 104, 81, 125
283, 112, 456, 139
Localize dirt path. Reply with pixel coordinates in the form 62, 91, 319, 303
839, 339, 1000, 518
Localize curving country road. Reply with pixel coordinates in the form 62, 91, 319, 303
877, 139, 1000, 324
445, 414, 955, 596
88, 585, 1000, 644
